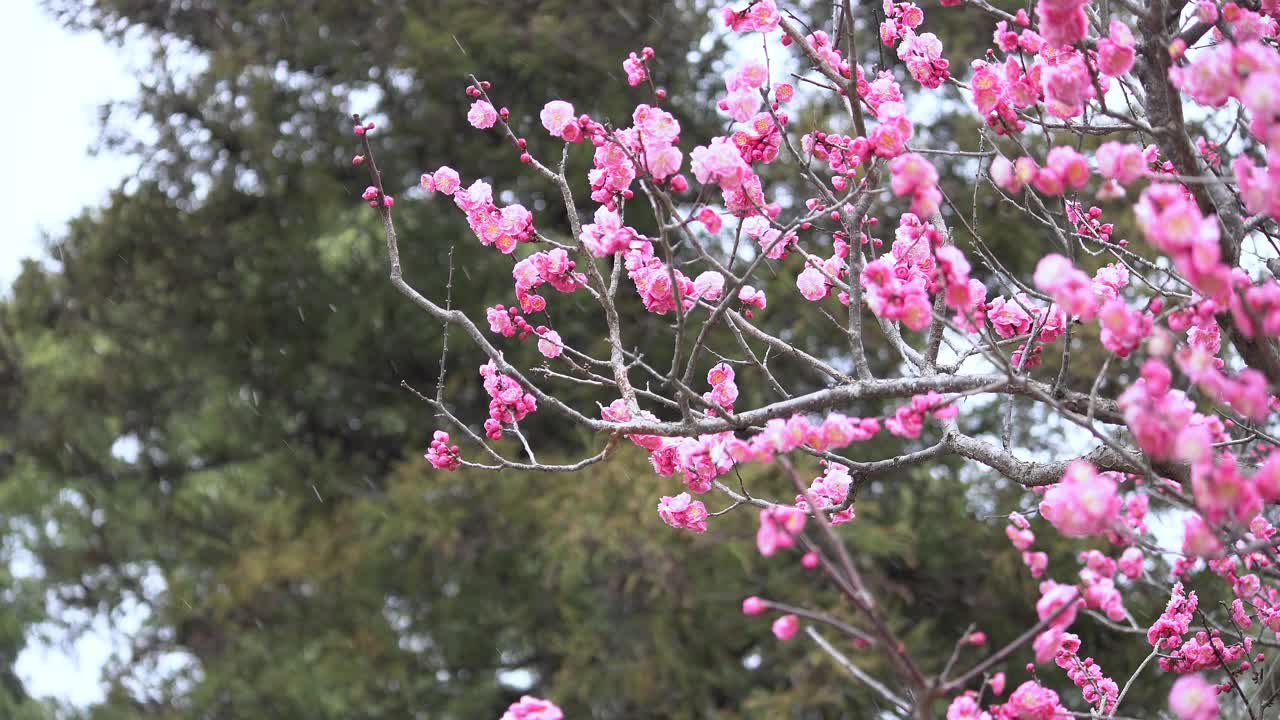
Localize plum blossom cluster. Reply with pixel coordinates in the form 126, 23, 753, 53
990, 147, 1088, 196
638, 410, 880, 498
1028, 584, 1124, 715
868, 100, 914, 159
1160, 629, 1253, 676
691, 138, 758, 214
879, 1, 951, 89
720, 59, 769, 122
795, 462, 855, 524
1005, 511, 1049, 578
991, 680, 1067, 719
796, 260, 834, 302
480, 361, 537, 439
1077, 549, 1132, 624
1146, 582, 1253, 680
988, 297, 1063, 368
1050, 639, 1119, 715
988, 153, 1037, 192
704, 362, 739, 413
1036, 0, 1089, 48
1033, 255, 1097, 321
623, 236, 698, 316
885, 391, 958, 439
1123, 356, 1280, 526
1236, 152, 1280, 220
623, 47, 653, 87
513, 248, 585, 314
860, 212, 942, 330
756, 505, 806, 557
588, 104, 683, 207
741, 214, 795, 261
348, 0, 1280, 717
858, 211, 989, 333
1097, 297, 1153, 358
889, 152, 942, 217
1135, 184, 1231, 302
487, 307, 564, 359
803, 130, 872, 176
1095, 141, 1150, 196
973, 1, 1135, 127
1038, 462, 1121, 538
1118, 360, 1205, 462
485, 305, 533, 341
1169, 36, 1280, 111
970, 56, 1035, 133
1036, 49, 1100, 122
424, 431, 461, 471
990, 472, 1165, 715
538, 100, 584, 143
860, 253, 931, 331
738, 284, 767, 314
658, 492, 709, 534
421, 169, 535, 255
722, 0, 780, 33
731, 112, 783, 164
360, 185, 395, 209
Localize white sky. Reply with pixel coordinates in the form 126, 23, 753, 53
1, 0, 140, 706
0, 1, 139, 292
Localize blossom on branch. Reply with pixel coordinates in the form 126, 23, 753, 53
344, 2, 1280, 716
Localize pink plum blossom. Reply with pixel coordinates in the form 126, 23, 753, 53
467, 100, 498, 129
771, 613, 799, 640
1039, 461, 1121, 537
536, 328, 563, 358
658, 493, 709, 533
757, 506, 806, 556
1168, 675, 1218, 720
540, 100, 576, 138
501, 696, 564, 720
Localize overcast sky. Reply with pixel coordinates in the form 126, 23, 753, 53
2, 1, 140, 706
0, 1, 138, 293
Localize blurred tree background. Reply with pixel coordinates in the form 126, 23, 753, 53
0, 1, 1171, 718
